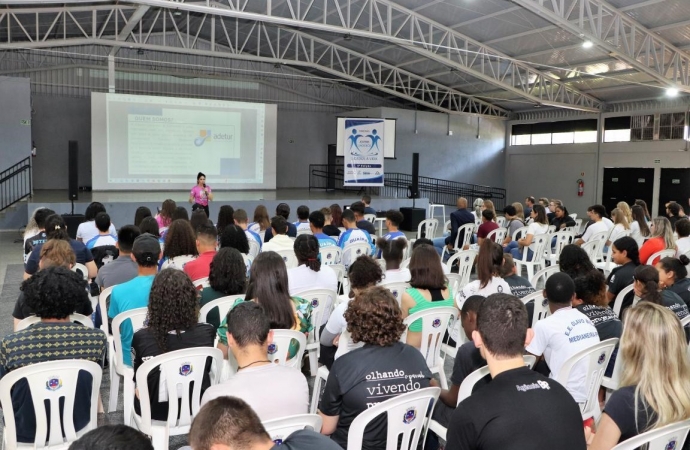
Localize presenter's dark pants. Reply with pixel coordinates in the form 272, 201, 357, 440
193, 203, 209, 217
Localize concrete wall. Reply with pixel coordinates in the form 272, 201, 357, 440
0, 77, 31, 171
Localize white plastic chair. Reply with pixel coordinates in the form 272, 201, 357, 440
198, 295, 245, 324
15, 314, 94, 331
570, 213, 578, 219
612, 284, 635, 318
611, 419, 690, 450
401, 307, 458, 389
363, 214, 377, 223
428, 204, 446, 221
530, 264, 560, 290
192, 277, 209, 290
682, 315, 690, 327
596, 244, 618, 276
248, 239, 261, 258
298, 288, 338, 376
346, 387, 440, 450
514, 234, 550, 281
445, 249, 478, 289
0, 359, 103, 449
581, 231, 608, 264
275, 249, 299, 269
556, 338, 618, 422
97, 285, 116, 386
131, 347, 223, 449
319, 246, 342, 265
549, 230, 575, 265
310, 367, 330, 415
400, 258, 411, 269
512, 225, 529, 241
380, 281, 410, 306
71, 263, 89, 281
263, 414, 323, 445
109, 307, 148, 426
521, 291, 550, 328
161, 255, 197, 270
417, 218, 439, 240
445, 273, 462, 295
342, 242, 373, 268
646, 249, 676, 265
496, 216, 506, 227
441, 223, 474, 260
328, 264, 346, 293
242, 253, 253, 275
486, 227, 507, 244
574, 218, 583, 233
268, 329, 307, 369
296, 228, 313, 237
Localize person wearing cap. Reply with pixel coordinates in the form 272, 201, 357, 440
108, 233, 161, 366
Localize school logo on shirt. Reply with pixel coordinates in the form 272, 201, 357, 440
311, 298, 320, 308
179, 363, 193, 376
46, 376, 62, 391
268, 343, 278, 355
403, 407, 417, 424
597, 352, 607, 365
542, 298, 549, 307
432, 318, 442, 328
273, 439, 284, 445
666, 440, 677, 450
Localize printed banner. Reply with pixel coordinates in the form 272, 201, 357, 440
343, 118, 385, 186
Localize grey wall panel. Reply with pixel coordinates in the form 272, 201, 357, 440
0, 77, 32, 169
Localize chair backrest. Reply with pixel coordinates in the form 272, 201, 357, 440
346, 387, 441, 450
611, 419, 690, 450
570, 213, 578, 219
72, 263, 89, 281
111, 308, 149, 367
417, 218, 439, 240
242, 253, 253, 275
319, 246, 342, 265
556, 338, 618, 421
612, 284, 635, 318
402, 307, 458, 370
582, 232, 607, 263
456, 355, 536, 406
380, 281, 411, 305
445, 273, 462, 295
248, 239, 261, 258
530, 264, 560, 289
522, 233, 549, 264
364, 214, 377, 223
486, 227, 508, 244
454, 223, 475, 250
296, 228, 313, 236
329, 264, 346, 292
496, 216, 506, 227
521, 291, 550, 327
16, 313, 94, 332
297, 288, 338, 344
552, 231, 575, 258
135, 347, 223, 431
400, 258, 411, 269
647, 248, 676, 265
98, 285, 116, 334
275, 249, 298, 269
263, 414, 323, 445
446, 249, 478, 288
512, 226, 529, 241
161, 255, 197, 270
681, 315, 690, 327
268, 329, 307, 368
0, 359, 103, 448
198, 295, 245, 324
342, 242, 372, 267
376, 258, 387, 272
90, 245, 119, 269
192, 277, 210, 290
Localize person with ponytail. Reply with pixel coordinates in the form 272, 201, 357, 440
629, 205, 650, 248
657, 256, 690, 307
458, 240, 510, 306
588, 302, 690, 448
24, 214, 96, 279
621, 265, 690, 322
605, 237, 640, 304
288, 235, 338, 305
376, 236, 410, 283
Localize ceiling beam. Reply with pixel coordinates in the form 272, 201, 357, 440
108, 5, 150, 56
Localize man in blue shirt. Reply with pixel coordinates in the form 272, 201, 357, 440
233, 209, 262, 250
362, 195, 376, 215
108, 233, 160, 366
378, 209, 407, 257
338, 209, 375, 268
309, 210, 338, 247
350, 201, 376, 235
433, 197, 475, 258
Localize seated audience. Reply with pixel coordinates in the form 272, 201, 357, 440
657, 256, 690, 307
234, 208, 262, 251
132, 269, 215, 420
190, 209, 210, 232
23, 207, 54, 263
667, 201, 682, 231
200, 302, 308, 417
199, 248, 247, 329
322, 206, 341, 237
318, 287, 432, 450
248, 204, 270, 239
676, 218, 690, 257
634, 199, 651, 221
261, 217, 294, 253
320, 255, 383, 369
377, 237, 410, 283
134, 206, 152, 228
350, 201, 376, 235
108, 233, 161, 366
22, 207, 44, 249
263, 203, 297, 242
159, 219, 198, 270
183, 223, 218, 281
616, 201, 633, 223
630, 265, 689, 322
137, 217, 162, 246
401, 244, 455, 348
504, 204, 549, 261
500, 253, 536, 298
293, 205, 311, 233
446, 293, 587, 450
381, 209, 406, 241
639, 217, 676, 265
551, 204, 576, 230
433, 197, 474, 257
215, 204, 235, 236
459, 240, 510, 306
607, 208, 630, 246
190, 397, 341, 450
525, 272, 600, 403
172, 206, 190, 222
0, 267, 107, 444
13, 239, 93, 329
575, 204, 611, 246
76, 201, 116, 242
559, 244, 595, 279
483, 199, 497, 221
308, 210, 338, 248
630, 204, 650, 248
24, 214, 96, 279
95, 225, 141, 290
546, 199, 561, 222
471, 198, 484, 222
605, 237, 639, 304
588, 303, 690, 449
85, 212, 117, 249
337, 209, 375, 268
475, 209, 499, 246
288, 235, 338, 305
415, 238, 450, 274
362, 194, 376, 215
501, 205, 524, 247
68, 424, 153, 450
155, 199, 176, 232
521, 198, 532, 219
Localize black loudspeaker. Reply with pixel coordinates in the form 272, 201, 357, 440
408, 152, 419, 199
62, 214, 86, 240
68, 141, 79, 201
399, 207, 426, 232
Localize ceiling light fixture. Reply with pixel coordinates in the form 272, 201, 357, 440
582, 40, 593, 49
666, 87, 680, 97
173, 10, 182, 17
343, 34, 352, 41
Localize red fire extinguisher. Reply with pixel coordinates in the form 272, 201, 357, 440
577, 179, 584, 197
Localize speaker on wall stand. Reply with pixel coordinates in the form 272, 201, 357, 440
63, 141, 86, 239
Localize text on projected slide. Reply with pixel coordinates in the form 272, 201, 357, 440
127, 108, 242, 176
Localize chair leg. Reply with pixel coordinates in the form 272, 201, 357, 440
310, 374, 323, 414
151, 426, 169, 450
308, 349, 318, 377
123, 378, 134, 427
108, 370, 120, 413
438, 368, 448, 390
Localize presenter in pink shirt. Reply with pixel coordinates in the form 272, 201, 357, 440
189, 172, 213, 217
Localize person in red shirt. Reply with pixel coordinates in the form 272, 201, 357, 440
476, 209, 500, 246
639, 217, 676, 265
183, 222, 218, 282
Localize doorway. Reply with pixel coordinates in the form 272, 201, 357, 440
602, 168, 654, 218
658, 168, 690, 217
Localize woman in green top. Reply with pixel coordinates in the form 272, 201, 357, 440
216, 251, 313, 360
199, 248, 247, 329
401, 243, 454, 348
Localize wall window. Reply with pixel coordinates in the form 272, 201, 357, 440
511, 134, 531, 145
604, 129, 631, 142
604, 116, 631, 142
551, 132, 575, 144
530, 133, 552, 145
574, 130, 597, 143
510, 119, 597, 146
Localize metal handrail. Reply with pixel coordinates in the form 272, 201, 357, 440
1, 157, 32, 212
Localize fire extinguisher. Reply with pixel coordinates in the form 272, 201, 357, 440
577, 179, 584, 197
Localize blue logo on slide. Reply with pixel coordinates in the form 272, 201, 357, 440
194, 130, 212, 147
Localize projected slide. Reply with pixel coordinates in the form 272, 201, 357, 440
92, 93, 277, 191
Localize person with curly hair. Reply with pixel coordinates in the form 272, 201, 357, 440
558, 243, 595, 280
318, 286, 432, 450
131, 269, 215, 421
215, 204, 235, 236
159, 219, 198, 270
0, 267, 107, 444
155, 199, 176, 231
76, 201, 116, 243
376, 236, 410, 283
200, 248, 247, 329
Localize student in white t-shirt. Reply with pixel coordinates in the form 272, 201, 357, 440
76, 202, 116, 243
575, 204, 610, 246
607, 208, 630, 246
293, 205, 311, 234
85, 212, 118, 249
676, 218, 690, 257
526, 272, 599, 403
458, 240, 510, 308
376, 236, 410, 284
504, 204, 549, 261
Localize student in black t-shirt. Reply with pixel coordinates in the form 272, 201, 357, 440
588, 302, 690, 448
318, 286, 432, 450
559, 244, 595, 280
23, 208, 54, 263
445, 293, 586, 450
68, 424, 153, 450
657, 256, 690, 308
626, 265, 690, 324
605, 236, 640, 305
350, 201, 376, 235
131, 269, 215, 420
